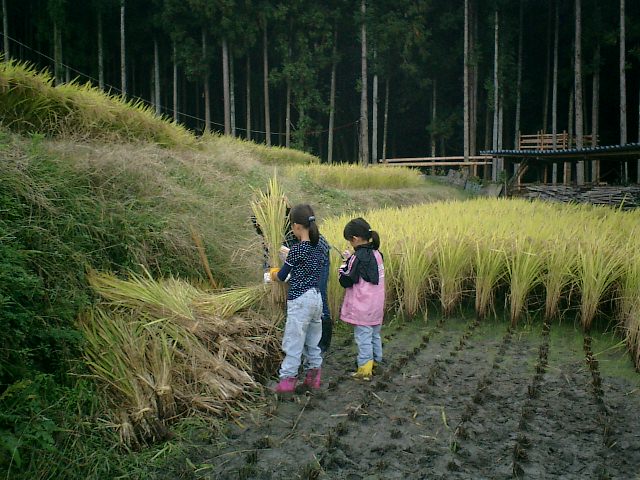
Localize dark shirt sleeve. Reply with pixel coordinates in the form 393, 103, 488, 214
277, 262, 292, 282
277, 243, 306, 281
338, 254, 360, 288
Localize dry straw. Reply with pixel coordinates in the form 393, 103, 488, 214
250, 175, 289, 306
82, 271, 278, 447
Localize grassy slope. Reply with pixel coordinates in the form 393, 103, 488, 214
0, 59, 469, 477
0, 129, 468, 479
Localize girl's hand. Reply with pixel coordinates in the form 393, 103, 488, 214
342, 250, 352, 259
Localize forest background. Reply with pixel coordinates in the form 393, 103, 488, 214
3, 0, 640, 165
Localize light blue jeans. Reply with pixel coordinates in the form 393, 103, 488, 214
354, 324, 383, 367
279, 289, 323, 379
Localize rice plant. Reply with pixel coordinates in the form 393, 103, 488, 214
619, 245, 640, 369
576, 236, 625, 331
398, 236, 434, 318
436, 233, 470, 316
506, 238, 544, 326
473, 239, 506, 319
319, 197, 640, 365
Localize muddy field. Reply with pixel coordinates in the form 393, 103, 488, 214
184, 314, 640, 479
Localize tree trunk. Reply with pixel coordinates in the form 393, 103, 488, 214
173, 43, 178, 122
202, 27, 210, 133
620, 0, 628, 182
492, 9, 499, 181
222, 38, 231, 135
372, 50, 378, 164
382, 78, 389, 161
566, 88, 574, 184
285, 79, 291, 148
551, 0, 559, 183
470, 0, 478, 156
97, 10, 104, 90
230, 53, 236, 137
154, 38, 161, 114
592, 42, 600, 182
575, 0, 584, 184
514, 0, 523, 149
542, 0, 552, 132
431, 79, 437, 157
327, 26, 337, 163
2, 0, 8, 58
463, 0, 470, 162
53, 21, 63, 85
359, 0, 369, 166
620, 0, 627, 146
246, 55, 251, 141
263, 19, 271, 146
120, 0, 126, 96
551, 2, 560, 185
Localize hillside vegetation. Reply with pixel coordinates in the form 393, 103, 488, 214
0, 60, 468, 479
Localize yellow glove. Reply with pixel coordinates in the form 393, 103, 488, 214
269, 267, 281, 282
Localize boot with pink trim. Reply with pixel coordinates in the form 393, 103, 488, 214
273, 376, 297, 394
302, 368, 321, 390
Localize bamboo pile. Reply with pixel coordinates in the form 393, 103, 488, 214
515, 185, 640, 209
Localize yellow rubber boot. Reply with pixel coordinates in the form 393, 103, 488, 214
351, 360, 373, 381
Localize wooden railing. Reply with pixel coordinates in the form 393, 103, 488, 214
517, 131, 597, 151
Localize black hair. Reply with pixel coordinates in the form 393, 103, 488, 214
289, 204, 320, 245
343, 217, 380, 250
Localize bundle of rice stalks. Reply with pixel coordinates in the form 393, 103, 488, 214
398, 237, 434, 318
505, 239, 544, 326
542, 239, 577, 320
619, 247, 640, 370
251, 175, 289, 306
83, 271, 280, 447
576, 237, 625, 331
436, 234, 470, 316
474, 240, 506, 319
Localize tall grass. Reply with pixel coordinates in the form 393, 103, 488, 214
0, 59, 194, 146
289, 163, 424, 189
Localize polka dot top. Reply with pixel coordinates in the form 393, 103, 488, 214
277, 240, 324, 300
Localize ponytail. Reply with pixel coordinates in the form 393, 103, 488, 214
370, 230, 380, 250
343, 217, 380, 250
289, 204, 320, 245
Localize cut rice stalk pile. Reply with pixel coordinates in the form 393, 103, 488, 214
82, 271, 280, 447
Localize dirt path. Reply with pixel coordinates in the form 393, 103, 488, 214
189, 316, 640, 480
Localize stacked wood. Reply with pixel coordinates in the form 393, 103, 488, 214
513, 185, 640, 209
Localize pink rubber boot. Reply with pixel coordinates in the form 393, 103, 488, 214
273, 377, 297, 394
303, 368, 321, 390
